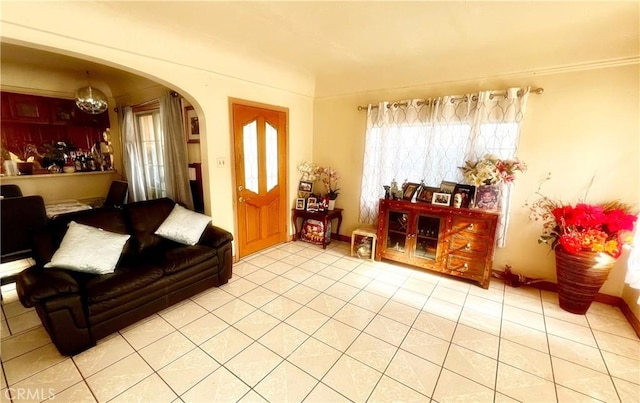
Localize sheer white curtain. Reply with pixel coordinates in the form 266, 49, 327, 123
160, 93, 194, 209
121, 106, 148, 202
359, 87, 530, 246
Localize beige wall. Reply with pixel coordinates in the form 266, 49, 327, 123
1, 2, 316, 240
1, 172, 120, 204
313, 64, 639, 303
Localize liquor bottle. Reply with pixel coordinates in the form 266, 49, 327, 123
74, 150, 83, 171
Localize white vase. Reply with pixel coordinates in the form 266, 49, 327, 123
328, 199, 336, 210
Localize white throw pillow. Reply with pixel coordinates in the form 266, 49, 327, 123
44, 221, 130, 275
154, 204, 211, 245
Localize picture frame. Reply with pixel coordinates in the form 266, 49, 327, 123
306, 197, 318, 212
416, 186, 439, 203
432, 192, 452, 206
298, 180, 313, 193
402, 182, 420, 200
452, 184, 476, 209
184, 106, 200, 143
439, 180, 457, 194
295, 198, 306, 210
475, 184, 501, 210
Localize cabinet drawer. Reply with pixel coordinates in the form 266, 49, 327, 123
446, 254, 486, 276
451, 216, 493, 235
449, 234, 490, 256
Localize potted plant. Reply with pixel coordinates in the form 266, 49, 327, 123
528, 177, 637, 314
460, 154, 527, 209
11, 143, 39, 175
42, 141, 68, 170
297, 162, 340, 210
318, 166, 339, 210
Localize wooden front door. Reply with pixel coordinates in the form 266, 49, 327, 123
232, 102, 288, 258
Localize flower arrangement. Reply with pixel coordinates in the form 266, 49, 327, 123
319, 166, 339, 199
297, 161, 339, 199
10, 143, 39, 162
297, 161, 319, 181
460, 154, 527, 186
527, 176, 637, 258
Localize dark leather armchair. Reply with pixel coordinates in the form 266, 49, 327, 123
104, 180, 128, 207
1, 184, 23, 198
0, 195, 48, 286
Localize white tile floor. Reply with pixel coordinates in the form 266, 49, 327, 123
1, 241, 639, 402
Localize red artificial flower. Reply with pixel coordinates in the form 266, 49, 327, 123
603, 209, 638, 233
572, 203, 606, 228
529, 177, 637, 258
559, 233, 583, 254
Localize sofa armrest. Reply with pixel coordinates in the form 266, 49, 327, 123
16, 266, 80, 308
199, 225, 233, 249
198, 224, 233, 283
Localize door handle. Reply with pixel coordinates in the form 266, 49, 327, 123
239, 196, 251, 203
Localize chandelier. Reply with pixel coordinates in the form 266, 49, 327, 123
75, 70, 108, 114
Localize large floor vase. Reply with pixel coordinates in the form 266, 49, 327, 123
555, 246, 616, 314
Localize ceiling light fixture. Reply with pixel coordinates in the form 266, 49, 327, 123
75, 70, 108, 114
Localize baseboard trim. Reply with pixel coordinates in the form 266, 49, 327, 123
514, 277, 640, 339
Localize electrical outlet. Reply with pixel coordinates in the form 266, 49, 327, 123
217, 157, 225, 167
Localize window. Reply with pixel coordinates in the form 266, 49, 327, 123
364, 121, 520, 188
134, 108, 166, 198
360, 90, 531, 246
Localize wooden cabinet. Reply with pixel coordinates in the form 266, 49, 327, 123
6, 93, 51, 123
376, 199, 499, 288
1, 92, 110, 163
1, 92, 109, 127
49, 99, 78, 125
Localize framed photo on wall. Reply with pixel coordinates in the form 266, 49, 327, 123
184, 106, 200, 143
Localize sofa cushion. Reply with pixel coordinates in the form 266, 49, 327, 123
46, 207, 134, 263
123, 198, 175, 254
84, 263, 164, 304
157, 245, 217, 274
155, 204, 211, 245
44, 222, 131, 275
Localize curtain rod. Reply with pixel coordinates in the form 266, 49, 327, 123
356, 87, 544, 111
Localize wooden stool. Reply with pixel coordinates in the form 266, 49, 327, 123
351, 226, 377, 261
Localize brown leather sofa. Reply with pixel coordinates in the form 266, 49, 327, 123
16, 197, 233, 355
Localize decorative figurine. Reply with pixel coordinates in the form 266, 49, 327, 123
383, 185, 391, 199
390, 179, 399, 200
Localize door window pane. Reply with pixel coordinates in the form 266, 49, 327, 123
243, 120, 259, 193
266, 122, 278, 192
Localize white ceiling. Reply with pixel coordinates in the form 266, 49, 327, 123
2, 1, 638, 96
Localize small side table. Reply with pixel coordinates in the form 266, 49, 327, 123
291, 208, 343, 249
351, 226, 377, 261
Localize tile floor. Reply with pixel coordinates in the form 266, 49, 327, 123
1, 241, 639, 402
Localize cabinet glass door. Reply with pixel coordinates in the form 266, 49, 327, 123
414, 214, 441, 260
385, 210, 409, 252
